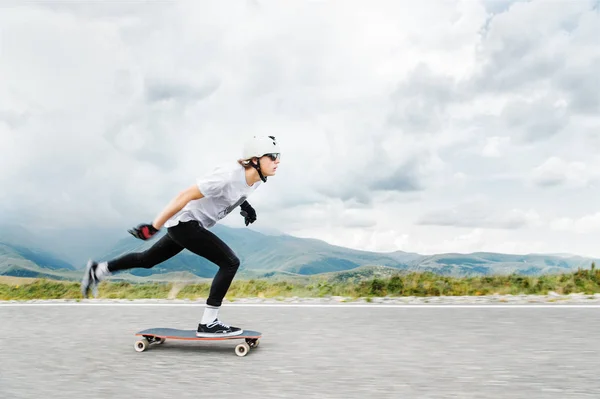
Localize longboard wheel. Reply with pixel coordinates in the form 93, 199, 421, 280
156, 338, 165, 345
134, 338, 149, 352
246, 338, 259, 348
235, 342, 250, 357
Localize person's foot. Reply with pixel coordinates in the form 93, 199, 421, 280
196, 319, 244, 337
81, 260, 99, 298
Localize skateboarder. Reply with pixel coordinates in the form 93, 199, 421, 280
81, 135, 281, 337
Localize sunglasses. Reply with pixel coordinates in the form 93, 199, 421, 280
264, 153, 280, 161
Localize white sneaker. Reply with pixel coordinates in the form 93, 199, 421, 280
80, 260, 99, 298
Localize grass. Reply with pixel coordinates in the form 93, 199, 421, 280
1, 266, 600, 301
0, 279, 82, 300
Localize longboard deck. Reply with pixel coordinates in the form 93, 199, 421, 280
134, 327, 262, 356
136, 327, 261, 341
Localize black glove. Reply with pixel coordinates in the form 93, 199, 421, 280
240, 200, 257, 226
128, 223, 159, 240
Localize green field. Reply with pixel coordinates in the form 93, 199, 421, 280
2, 266, 600, 301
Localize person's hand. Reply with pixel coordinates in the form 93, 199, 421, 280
128, 223, 159, 240
240, 201, 257, 226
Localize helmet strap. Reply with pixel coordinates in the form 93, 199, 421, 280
251, 158, 267, 183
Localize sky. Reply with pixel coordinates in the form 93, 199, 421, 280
1, 0, 599, 257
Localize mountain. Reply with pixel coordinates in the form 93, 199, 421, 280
0, 224, 123, 266
406, 252, 596, 276
0, 223, 598, 281
0, 242, 78, 280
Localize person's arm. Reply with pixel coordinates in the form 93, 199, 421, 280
129, 184, 204, 240
152, 184, 204, 229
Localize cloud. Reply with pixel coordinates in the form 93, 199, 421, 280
530, 157, 592, 188
499, 99, 570, 143
256, 199, 378, 232
417, 198, 541, 229
551, 213, 600, 234
369, 157, 424, 192
1, 0, 600, 258
471, 0, 590, 93
387, 64, 458, 134
481, 136, 511, 157
144, 77, 220, 104
481, 0, 528, 15
438, 228, 486, 254
459, 0, 599, 144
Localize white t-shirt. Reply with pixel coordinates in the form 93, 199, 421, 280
164, 162, 261, 229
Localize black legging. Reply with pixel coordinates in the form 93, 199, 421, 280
107, 220, 240, 307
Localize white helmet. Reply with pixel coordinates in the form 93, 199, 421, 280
242, 135, 280, 160
241, 135, 280, 182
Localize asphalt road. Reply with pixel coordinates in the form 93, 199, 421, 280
1, 303, 599, 398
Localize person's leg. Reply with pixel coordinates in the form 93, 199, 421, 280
104, 233, 184, 274
81, 232, 184, 298
167, 220, 242, 336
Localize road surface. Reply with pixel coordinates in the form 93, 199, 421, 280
1, 303, 599, 398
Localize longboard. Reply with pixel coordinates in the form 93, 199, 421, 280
134, 327, 262, 357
